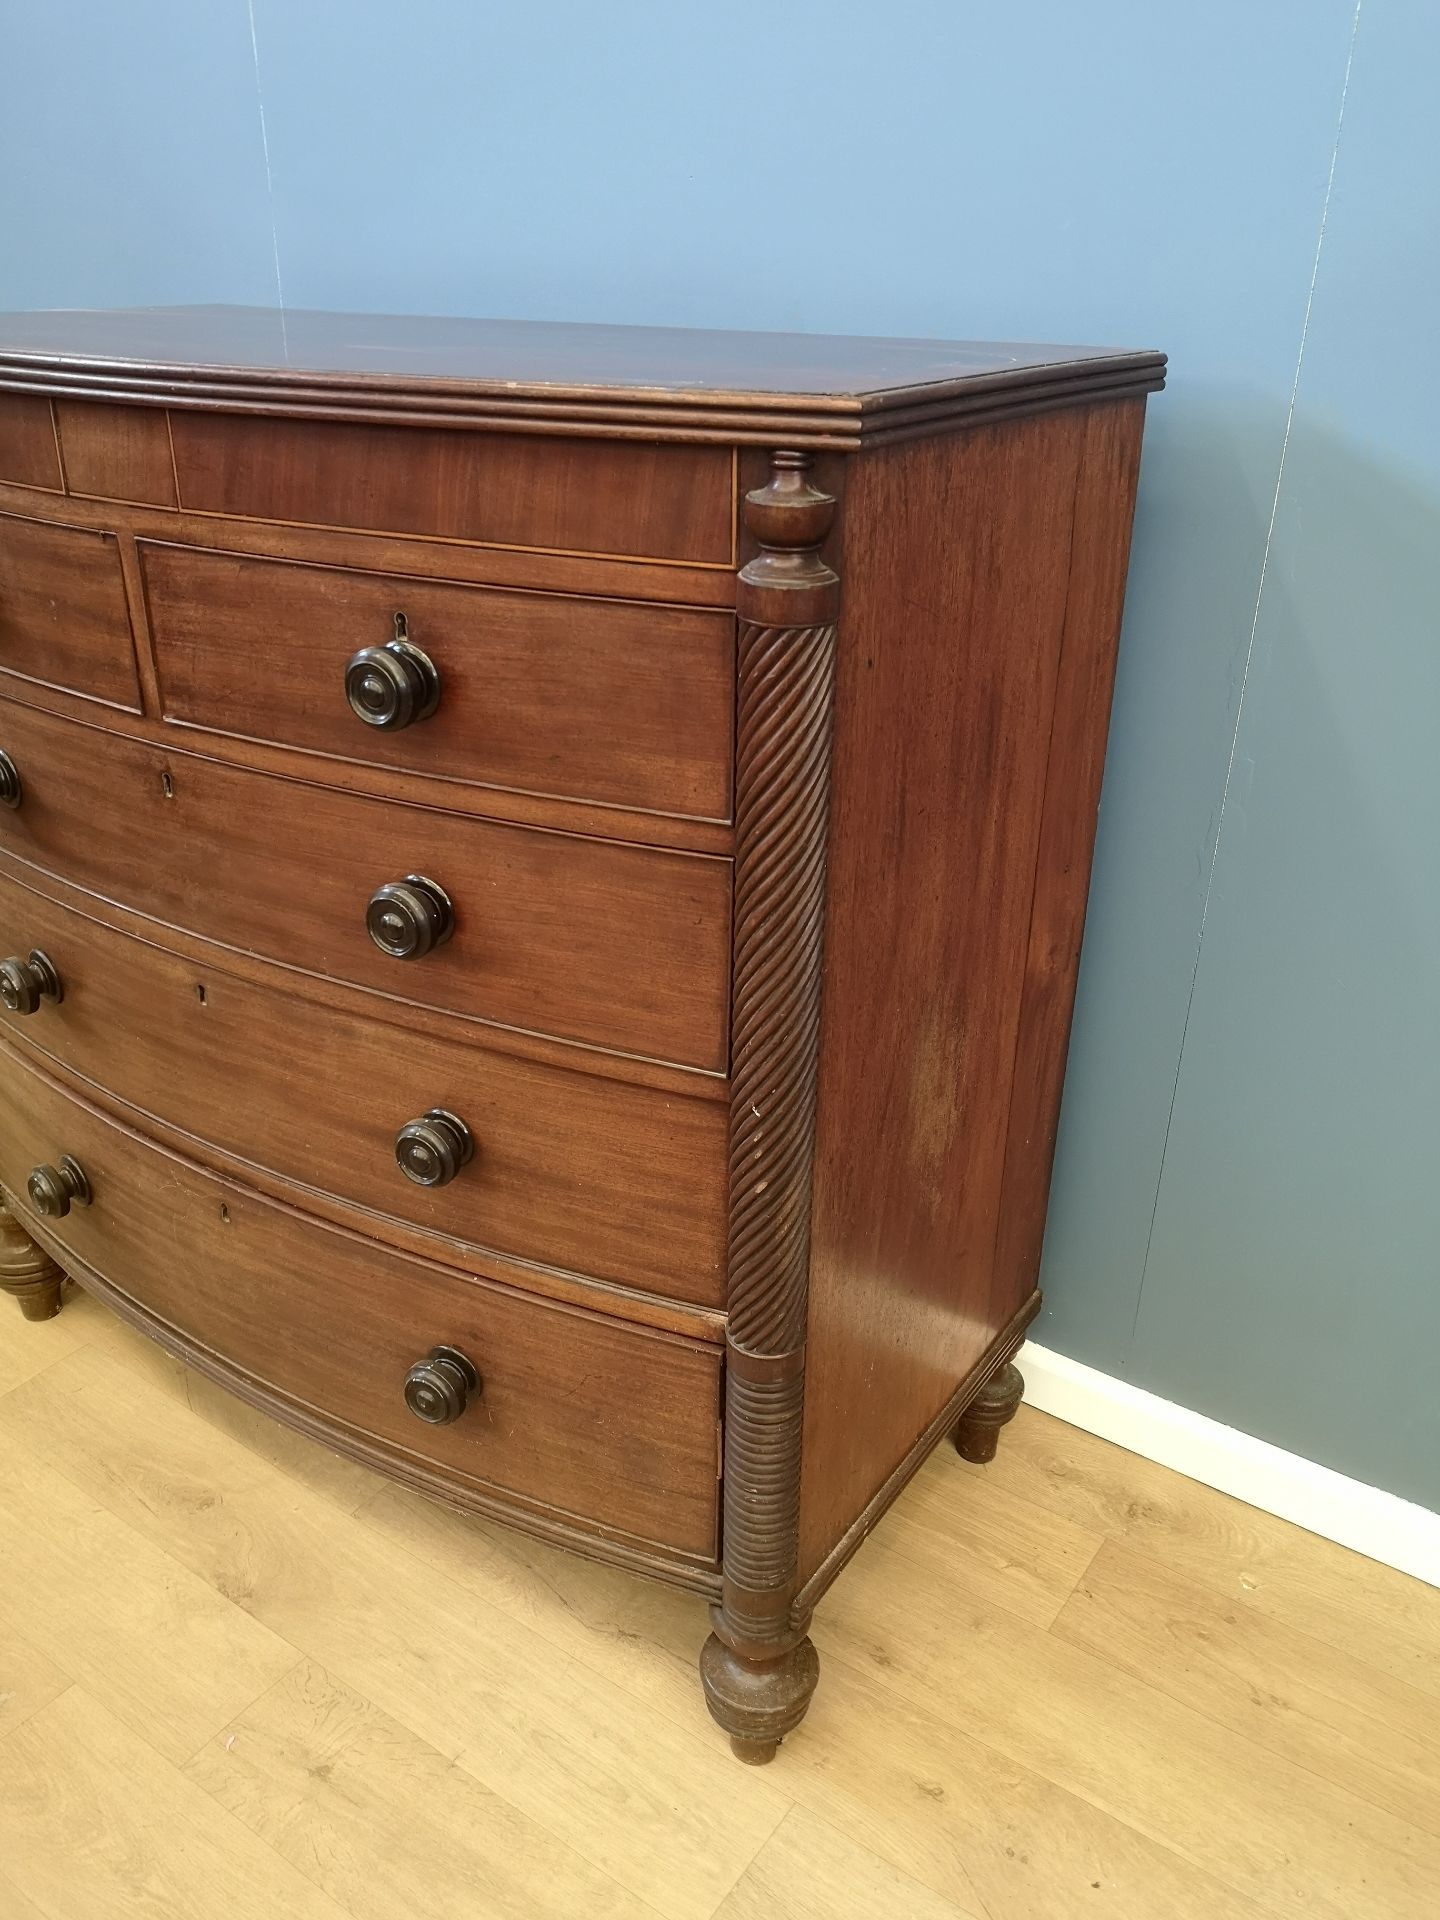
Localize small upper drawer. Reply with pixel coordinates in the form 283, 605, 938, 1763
0, 698, 731, 1071
0, 394, 62, 490
140, 541, 735, 822
0, 1045, 722, 1561
168, 412, 735, 565
0, 510, 141, 711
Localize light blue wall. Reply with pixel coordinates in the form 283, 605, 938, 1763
3, 2, 1434, 1506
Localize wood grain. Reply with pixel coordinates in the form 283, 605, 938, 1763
0, 395, 60, 490
0, 1614, 71, 1740
991, 401, 1145, 1312
775, 1651, 1282, 1920
714, 1805, 976, 1920
818, 1534, 1440, 1920
860, 1433, 1102, 1629
140, 539, 737, 822
0, 867, 727, 1307
0, 694, 733, 1070
169, 409, 736, 562
798, 410, 1090, 1583
1053, 1538, 1440, 1837
0, 1424, 300, 1763
0, 508, 141, 711
55, 398, 178, 506
0, 1687, 349, 1920
186, 1658, 660, 1920
961, 1405, 1440, 1700
0, 1047, 723, 1559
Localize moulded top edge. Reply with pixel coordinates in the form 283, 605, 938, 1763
0, 305, 1166, 435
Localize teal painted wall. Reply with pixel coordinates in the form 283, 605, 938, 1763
2, 2, 1433, 1506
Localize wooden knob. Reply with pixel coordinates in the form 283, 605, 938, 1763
345, 638, 441, 731
403, 1346, 480, 1425
27, 1155, 91, 1218
365, 875, 454, 960
395, 1109, 475, 1188
0, 749, 20, 809
0, 949, 63, 1016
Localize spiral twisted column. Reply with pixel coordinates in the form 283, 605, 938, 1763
701, 451, 839, 1763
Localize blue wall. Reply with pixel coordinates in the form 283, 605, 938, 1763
3, 2, 1435, 1507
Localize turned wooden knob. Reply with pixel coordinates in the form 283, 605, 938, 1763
403, 1345, 479, 1425
0, 749, 20, 809
395, 1109, 475, 1188
27, 1155, 91, 1218
365, 875, 454, 959
0, 949, 63, 1016
345, 637, 441, 730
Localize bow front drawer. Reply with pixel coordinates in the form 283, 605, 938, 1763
0, 699, 731, 1069
139, 541, 735, 822
0, 869, 726, 1305
0, 1045, 721, 1561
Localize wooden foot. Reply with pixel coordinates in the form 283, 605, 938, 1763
699, 1631, 819, 1764
953, 1360, 1023, 1463
0, 1196, 64, 1320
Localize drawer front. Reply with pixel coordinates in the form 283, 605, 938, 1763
0, 1045, 722, 1559
0, 510, 141, 710
168, 412, 735, 564
0, 395, 63, 491
140, 541, 735, 821
0, 871, 726, 1304
0, 700, 732, 1070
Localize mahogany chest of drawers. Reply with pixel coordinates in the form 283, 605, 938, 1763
0, 307, 1162, 1760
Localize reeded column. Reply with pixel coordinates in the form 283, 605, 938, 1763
701, 452, 838, 1763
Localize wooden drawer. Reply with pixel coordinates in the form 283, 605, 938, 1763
139, 541, 735, 822
0, 1044, 722, 1560
0, 870, 726, 1305
0, 510, 141, 711
0, 699, 732, 1070
0, 394, 63, 491
168, 412, 735, 564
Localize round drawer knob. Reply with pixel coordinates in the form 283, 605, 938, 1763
0, 749, 20, 809
0, 949, 63, 1016
345, 639, 441, 731
27, 1155, 91, 1219
395, 1109, 475, 1188
365, 875, 454, 960
404, 1345, 480, 1426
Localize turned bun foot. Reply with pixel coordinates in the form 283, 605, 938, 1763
700, 1631, 819, 1764
954, 1360, 1024, 1463
0, 1196, 65, 1319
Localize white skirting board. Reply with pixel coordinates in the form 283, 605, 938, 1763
1017, 1341, 1440, 1590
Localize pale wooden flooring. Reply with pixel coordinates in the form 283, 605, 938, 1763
1, 1289, 1438, 1920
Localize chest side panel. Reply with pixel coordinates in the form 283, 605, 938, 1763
798, 404, 1145, 1584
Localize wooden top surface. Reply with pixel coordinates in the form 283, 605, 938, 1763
0, 306, 1165, 447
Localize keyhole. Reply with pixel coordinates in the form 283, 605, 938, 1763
218, 1203, 230, 1224
161, 771, 175, 800
393, 610, 408, 640
194, 982, 207, 1005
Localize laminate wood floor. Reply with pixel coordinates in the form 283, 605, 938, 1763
2, 1287, 1437, 1920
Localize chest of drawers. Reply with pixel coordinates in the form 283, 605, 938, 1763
0, 307, 1162, 1761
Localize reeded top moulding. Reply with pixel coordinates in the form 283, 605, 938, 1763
0, 306, 1166, 448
